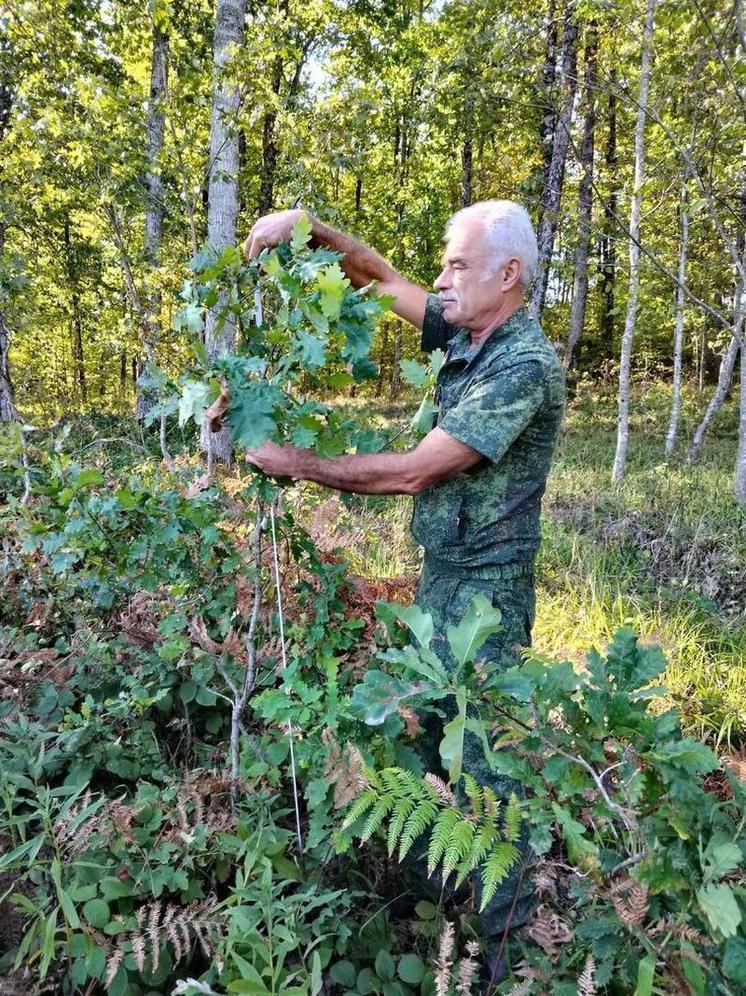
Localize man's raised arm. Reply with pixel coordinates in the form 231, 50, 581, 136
244, 209, 428, 331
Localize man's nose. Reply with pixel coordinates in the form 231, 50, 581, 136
434, 267, 449, 291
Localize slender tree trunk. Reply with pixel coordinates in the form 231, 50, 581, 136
63, 219, 87, 406
611, 0, 657, 483
258, 52, 283, 215
736, 342, 746, 505
202, 0, 246, 463
538, 0, 559, 218
665, 184, 690, 457
355, 176, 362, 215
687, 335, 740, 463
0, 36, 18, 423
531, 4, 578, 318
389, 325, 403, 400
461, 92, 474, 209
138, 16, 169, 420
698, 326, 706, 390
598, 70, 618, 355
565, 24, 597, 369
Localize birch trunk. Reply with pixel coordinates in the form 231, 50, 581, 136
137, 17, 169, 420
664, 184, 689, 457
202, 0, 246, 463
611, 0, 656, 483
687, 336, 740, 464
538, 0, 559, 219
531, 4, 578, 319
564, 24, 597, 369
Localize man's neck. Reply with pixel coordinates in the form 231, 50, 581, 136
467, 300, 524, 346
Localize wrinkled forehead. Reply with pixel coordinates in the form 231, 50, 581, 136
442, 218, 492, 263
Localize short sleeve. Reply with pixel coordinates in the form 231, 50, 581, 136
421, 294, 458, 352
439, 360, 547, 463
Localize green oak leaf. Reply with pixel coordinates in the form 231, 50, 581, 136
317, 262, 348, 320
350, 670, 427, 725
439, 685, 467, 782
446, 594, 502, 667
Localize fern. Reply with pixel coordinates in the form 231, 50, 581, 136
386, 796, 415, 856
503, 793, 522, 843
480, 843, 520, 910
361, 794, 395, 841
463, 773, 483, 819
342, 766, 525, 906
427, 808, 461, 874
342, 788, 377, 829
399, 798, 439, 859
442, 820, 475, 880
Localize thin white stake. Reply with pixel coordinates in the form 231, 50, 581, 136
269, 497, 304, 856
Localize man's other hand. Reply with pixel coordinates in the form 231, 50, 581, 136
244, 210, 309, 260
245, 440, 303, 479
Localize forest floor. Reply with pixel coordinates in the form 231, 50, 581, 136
325, 380, 746, 750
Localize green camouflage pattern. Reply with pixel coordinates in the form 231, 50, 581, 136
405, 298, 565, 944
411, 295, 565, 573
411, 560, 537, 941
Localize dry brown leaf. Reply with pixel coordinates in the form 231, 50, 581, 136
398, 706, 422, 738
610, 876, 649, 927
205, 385, 230, 432
120, 591, 162, 648
525, 905, 574, 958
184, 473, 212, 499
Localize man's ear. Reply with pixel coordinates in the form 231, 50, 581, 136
502, 257, 522, 291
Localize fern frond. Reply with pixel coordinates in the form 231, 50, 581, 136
480, 843, 520, 911
483, 785, 500, 818
442, 819, 475, 881
453, 823, 496, 889
342, 788, 377, 829
462, 773, 483, 818
503, 793, 522, 843
425, 772, 457, 806
361, 795, 395, 842
427, 808, 461, 874
399, 799, 438, 859
386, 796, 415, 856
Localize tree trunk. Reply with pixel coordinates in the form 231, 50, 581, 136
598, 70, 618, 355
688, 219, 746, 465
664, 184, 689, 457
0, 34, 18, 423
611, 0, 657, 483
564, 24, 597, 369
538, 0, 559, 216
531, 4, 578, 318
736, 342, 746, 505
63, 219, 87, 406
137, 16, 169, 421
0, 312, 18, 423
389, 325, 403, 400
202, 0, 246, 463
460, 92, 474, 209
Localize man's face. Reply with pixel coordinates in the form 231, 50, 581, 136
433, 219, 508, 330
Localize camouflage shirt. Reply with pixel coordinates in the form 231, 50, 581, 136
410, 294, 565, 574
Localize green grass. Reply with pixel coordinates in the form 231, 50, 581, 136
338, 381, 746, 747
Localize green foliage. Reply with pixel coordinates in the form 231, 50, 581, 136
342, 766, 521, 912
175, 222, 389, 456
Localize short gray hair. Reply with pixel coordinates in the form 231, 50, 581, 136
445, 199, 538, 290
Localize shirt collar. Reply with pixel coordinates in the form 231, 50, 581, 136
444, 307, 529, 369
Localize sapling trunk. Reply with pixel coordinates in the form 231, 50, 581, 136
665, 184, 690, 458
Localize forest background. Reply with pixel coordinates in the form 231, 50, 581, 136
1, 0, 746, 994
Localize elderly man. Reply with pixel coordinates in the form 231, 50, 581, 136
245, 200, 565, 979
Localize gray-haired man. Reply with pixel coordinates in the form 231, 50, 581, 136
245, 201, 565, 985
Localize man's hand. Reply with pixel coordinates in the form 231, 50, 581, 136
246, 440, 305, 479
244, 210, 309, 259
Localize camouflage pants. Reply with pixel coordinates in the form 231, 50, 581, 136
411, 557, 537, 944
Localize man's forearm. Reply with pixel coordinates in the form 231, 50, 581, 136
310, 219, 400, 290
294, 448, 422, 495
